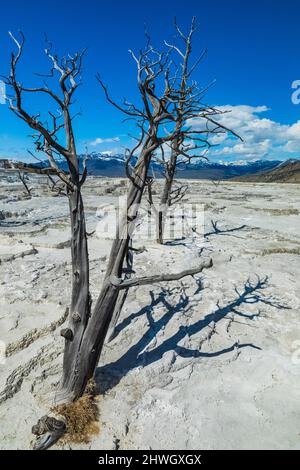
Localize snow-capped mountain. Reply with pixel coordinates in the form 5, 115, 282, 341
234, 158, 300, 183
1, 153, 287, 180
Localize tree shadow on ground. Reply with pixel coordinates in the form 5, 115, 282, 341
204, 219, 247, 238
164, 220, 248, 248
96, 275, 288, 394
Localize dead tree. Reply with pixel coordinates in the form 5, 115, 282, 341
151, 18, 241, 244
3, 38, 90, 395
91, 42, 212, 380
4, 33, 212, 449
17, 169, 32, 196
3, 33, 91, 439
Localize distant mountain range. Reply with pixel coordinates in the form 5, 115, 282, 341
233, 159, 300, 183
1, 153, 299, 181
26, 153, 283, 180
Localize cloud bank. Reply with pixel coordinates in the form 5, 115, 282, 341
191, 105, 300, 162
89, 136, 120, 147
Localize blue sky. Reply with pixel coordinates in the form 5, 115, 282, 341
0, 0, 300, 162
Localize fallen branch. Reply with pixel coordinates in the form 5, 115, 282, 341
110, 258, 213, 289
0, 247, 38, 264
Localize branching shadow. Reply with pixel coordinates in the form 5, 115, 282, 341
110, 277, 204, 342
204, 219, 247, 238
96, 275, 287, 394
164, 239, 193, 247
163, 220, 248, 248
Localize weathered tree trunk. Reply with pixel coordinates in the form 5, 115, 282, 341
56, 150, 151, 403
57, 185, 90, 402
157, 151, 177, 244
105, 288, 129, 343
106, 240, 133, 343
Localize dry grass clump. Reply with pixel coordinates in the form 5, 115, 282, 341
52, 380, 99, 444
261, 247, 300, 256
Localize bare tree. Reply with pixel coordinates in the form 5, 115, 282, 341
3, 33, 91, 446
150, 18, 241, 244
17, 169, 32, 196
91, 41, 213, 387
4, 32, 212, 449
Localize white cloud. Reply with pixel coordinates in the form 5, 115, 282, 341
282, 140, 300, 153
89, 137, 120, 146
286, 121, 300, 140
190, 105, 300, 161
100, 147, 123, 156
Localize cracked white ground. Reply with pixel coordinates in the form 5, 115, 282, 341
0, 176, 299, 449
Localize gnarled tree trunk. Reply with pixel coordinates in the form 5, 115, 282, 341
56, 150, 151, 403
106, 240, 133, 343
58, 186, 90, 402
157, 151, 177, 244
